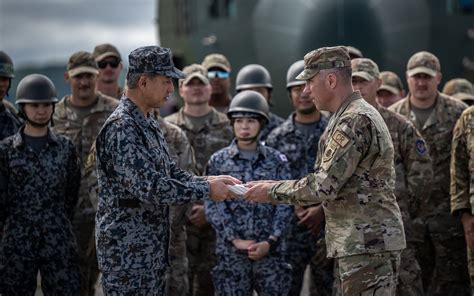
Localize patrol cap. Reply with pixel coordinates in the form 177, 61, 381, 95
179, 64, 209, 86
406, 51, 440, 77
286, 60, 306, 88
93, 43, 122, 62
351, 58, 380, 81
442, 78, 473, 96
296, 46, 351, 80
0, 51, 14, 78
452, 92, 474, 104
378, 71, 404, 95
127, 46, 185, 79
202, 53, 231, 72
67, 51, 99, 77
346, 46, 363, 59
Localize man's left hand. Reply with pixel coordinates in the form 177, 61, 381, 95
189, 204, 207, 227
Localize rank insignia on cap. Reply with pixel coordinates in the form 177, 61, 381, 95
415, 139, 427, 156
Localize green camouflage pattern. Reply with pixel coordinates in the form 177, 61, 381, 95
380, 71, 404, 95
406, 51, 440, 77
296, 46, 351, 81
201, 53, 231, 72
390, 93, 470, 295
351, 58, 380, 81
269, 91, 406, 258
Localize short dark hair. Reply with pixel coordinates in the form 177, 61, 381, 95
126, 73, 157, 89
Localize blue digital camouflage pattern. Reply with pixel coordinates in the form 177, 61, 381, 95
0, 128, 81, 295
127, 46, 185, 79
259, 111, 284, 142
95, 96, 210, 294
266, 112, 331, 295
0, 101, 22, 141
205, 140, 293, 295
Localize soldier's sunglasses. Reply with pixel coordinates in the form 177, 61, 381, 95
207, 70, 229, 79
98, 60, 120, 69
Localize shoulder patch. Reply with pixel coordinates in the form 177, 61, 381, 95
415, 139, 427, 156
279, 154, 288, 162
332, 130, 350, 147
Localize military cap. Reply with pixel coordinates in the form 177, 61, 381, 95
93, 43, 122, 62
351, 58, 380, 81
452, 92, 474, 105
346, 46, 363, 59
442, 78, 473, 96
378, 71, 404, 95
406, 51, 440, 77
67, 51, 99, 77
0, 51, 14, 78
127, 46, 185, 79
296, 46, 351, 80
179, 64, 209, 86
202, 53, 231, 72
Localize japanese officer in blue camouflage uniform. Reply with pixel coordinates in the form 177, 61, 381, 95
94, 45, 240, 296
0, 50, 22, 141
0, 74, 81, 295
205, 90, 293, 295
245, 46, 406, 296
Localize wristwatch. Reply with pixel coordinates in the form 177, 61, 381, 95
266, 238, 278, 253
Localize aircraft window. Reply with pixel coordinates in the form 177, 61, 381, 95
209, 0, 236, 18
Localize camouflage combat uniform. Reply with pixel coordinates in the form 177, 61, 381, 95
0, 128, 81, 295
451, 105, 474, 295
390, 93, 470, 295
165, 107, 233, 295
205, 140, 293, 295
83, 114, 196, 296
0, 100, 22, 141
270, 92, 406, 295
95, 96, 210, 295
259, 111, 284, 142
376, 104, 433, 296
265, 112, 332, 296
52, 92, 118, 295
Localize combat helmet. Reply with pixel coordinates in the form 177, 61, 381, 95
16, 74, 58, 104
0, 51, 14, 78
227, 90, 269, 123
235, 64, 272, 91
286, 60, 306, 89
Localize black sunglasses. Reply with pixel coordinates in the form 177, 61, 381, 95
98, 60, 120, 69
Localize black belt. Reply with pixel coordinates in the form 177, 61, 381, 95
117, 199, 141, 208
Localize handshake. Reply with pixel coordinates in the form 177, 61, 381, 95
208, 175, 282, 203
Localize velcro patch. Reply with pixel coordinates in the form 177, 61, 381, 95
415, 138, 427, 156
279, 154, 288, 162
332, 130, 350, 147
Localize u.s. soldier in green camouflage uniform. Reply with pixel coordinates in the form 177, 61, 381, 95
352, 57, 433, 296
390, 51, 469, 295
52, 51, 118, 296
165, 64, 233, 296
451, 105, 474, 295
245, 46, 406, 296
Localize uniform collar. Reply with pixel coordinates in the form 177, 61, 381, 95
121, 96, 154, 128
333, 91, 362, 119
55, 92, 117, 120
404, 92, 452, 130
173, 107, 227, 128
227, 138, 268, 160
12, 126, 59, 148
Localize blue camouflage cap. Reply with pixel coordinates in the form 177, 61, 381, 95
127, 46, 185, 79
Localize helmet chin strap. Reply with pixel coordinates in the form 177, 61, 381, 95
19, 104, 54, 128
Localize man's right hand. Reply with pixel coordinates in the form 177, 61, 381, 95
461, 212, 474, 250
209, 175, 241, 202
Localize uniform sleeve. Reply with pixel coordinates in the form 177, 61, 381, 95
269, 116, 373, 206
270, 156, 293, 237
66, 140, 81, 219
450, 112, 472, 215
400, 122, 433, 218
204, 155, 238, 242
97, 122, 210, 205
0, 144, 9, 231
84, 142, 99, 211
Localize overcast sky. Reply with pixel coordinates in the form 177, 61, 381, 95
0, 0, 158, 68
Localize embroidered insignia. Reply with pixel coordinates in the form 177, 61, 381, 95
332, 130, 350, 147
415, 139, 427, 156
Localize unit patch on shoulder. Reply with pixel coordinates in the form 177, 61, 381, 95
332, 130, 350, 147
322, 141, 339, 163
415, 138, 427, 156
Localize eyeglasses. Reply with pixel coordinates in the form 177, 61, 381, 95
207, 70, 229, 79
98, 60, 120, 69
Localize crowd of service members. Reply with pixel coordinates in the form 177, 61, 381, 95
1, 43, 474, 296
